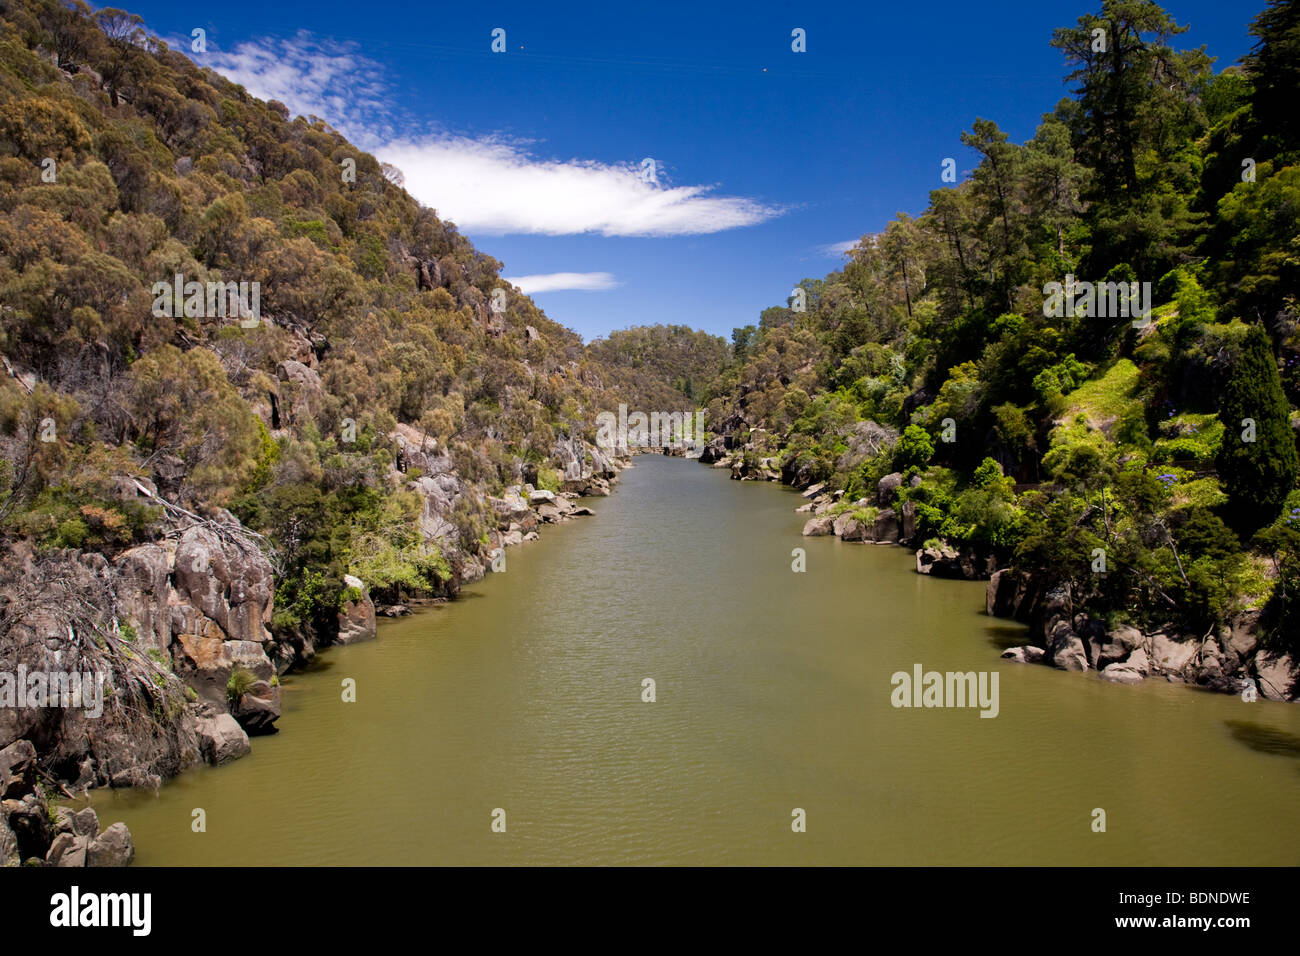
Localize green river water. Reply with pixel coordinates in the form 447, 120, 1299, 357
89, 455, 1300, 865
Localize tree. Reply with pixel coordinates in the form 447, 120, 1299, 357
894, 424, 935, 472
1216, 324, 1299, 532
92, 8, 145, 108
1051, 0, 1213, 277
1243, 0, 1300, 160
960, 118, 1027, 309
878, 214, 926, 319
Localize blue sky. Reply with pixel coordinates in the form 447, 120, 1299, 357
123, 1, 1260, 342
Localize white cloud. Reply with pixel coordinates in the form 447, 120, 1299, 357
380, 136, 782, 237
819, 239, 860, 257
503, 272, 619, 294
194, 32, 784, 238
200, 32, 393, 143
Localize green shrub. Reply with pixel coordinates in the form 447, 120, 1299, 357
54, 516, 88, 548
536, 466, 561, 493
227, 667, 257, 703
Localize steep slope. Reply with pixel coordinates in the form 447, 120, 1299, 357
0, 0, 708, 806
700, 0, 1300, 698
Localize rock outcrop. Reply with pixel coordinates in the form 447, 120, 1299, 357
0, 509, 285, 788
0, 742, 135, 867
915, 544, 996, 579
986, 573, 1299, 700
336, 575, 377, 645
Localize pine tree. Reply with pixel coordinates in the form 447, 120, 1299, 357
1244, 0, 1300, 161
1050, 0, 1213, 278
1216, 324, 1299, 532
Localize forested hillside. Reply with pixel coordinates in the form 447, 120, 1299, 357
588, 325, 729, 403
702, 0, 1300, 662
0, 0, 699, 614
0, 0, 716, 791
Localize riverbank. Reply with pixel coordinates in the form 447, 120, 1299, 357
700, 443, 1299, 703
0, 436, 630, 866
81, 457, 1300, 865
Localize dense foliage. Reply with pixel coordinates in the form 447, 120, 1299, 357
0, 0, 698, 642
703, 0, 1300, 646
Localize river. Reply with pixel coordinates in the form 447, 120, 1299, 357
90, 455, 1300, 865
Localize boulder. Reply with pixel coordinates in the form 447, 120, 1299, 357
528, 489, 556, 506
700, 437, 729, 465
802, 482, 826, 498
1073, 614, 1108, 667
275, 359, 325, 425
901, 500, 916, 542
877, 472, 903, 507
1100, 662, 1147, 685
70, 807, 99, 837
172, 525, 275, 646
916, 545, 962, 577
1094, 639, 1132, 671
1054, 639, 1090, 671
0, 816, 17, 867
392, 426, 455, 476
1224, 614, 1259, 660
336, 575, 377, 645
109, 767, 163, 790
0, 740, 36, 800
195, 714, 251, 765
1001, 645, 1046, 664
1255, 651, 1298, 702
872, 509, 900, 544
173, 629, 274, 706
985, 568, 1041, 623
986, 570, 1016, 618
284, 328, 317, 368
410, 472, 468, 546
1107, 626, 1144, 654
3, 792, 51, 860
231, 680, 280, 734
1149, 633, 1198, 677
802, 516, 836, 537
87, 822, 134, 867
1047, 621, 1089, 671
833, 512, 870, 542
1196, 643, 1226, 685
488, 490, 531, 528
47, 832, 89, 867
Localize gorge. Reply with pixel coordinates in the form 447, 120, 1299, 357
2, 0, 1300, 870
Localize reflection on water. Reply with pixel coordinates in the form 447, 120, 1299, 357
1225, 720, 1300, 759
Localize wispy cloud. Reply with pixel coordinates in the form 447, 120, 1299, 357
819, 239, 861, 257
194, 31, 783, 238
200, 31, 393, 143
381, 136, 783, 237
503, 272, 620, 294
